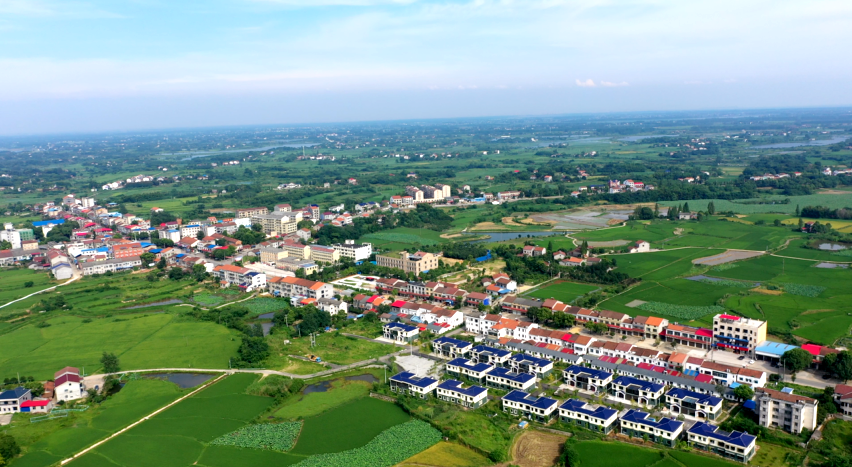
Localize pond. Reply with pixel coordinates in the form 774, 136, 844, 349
465, 231, 564, 242
620, 135, 678, 142
345, 374, 378, 384
258, 312, 275, 320
752, 136, 849, 149
144, 372, 214, 389
261, 322, 273, 337
123, 299, 183, 309
303, 381, 332, 394
175, 142, 321, 160
818, 243, 847, 251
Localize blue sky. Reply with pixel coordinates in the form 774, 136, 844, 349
1, 0, 851, 134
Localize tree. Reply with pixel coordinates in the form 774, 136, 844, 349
833, 351, 852, 382
156, 258, 167, 270
795, 205, 800, 217
140, 252, 156, 265
734, 384, 755, 401
238, 336, 269, 365
0, 433, 20, 464
682, 202, 690, 212
707, 201, 715, 215
0, 241, 11, 250
781, 348, 813, 376
100, 352, 120, 374
168, 267, 185, 280
23, 281, 33, 288
558, 441, 580, 467
196, 230, 205, 240
191, 264, 208, 282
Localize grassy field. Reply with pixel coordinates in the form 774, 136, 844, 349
526, 281, 599, 303
0, 268, 57, 305
5, 378, 187, 467
273, 375, 376, 419
573, 441, 738, 467
361, 227, 444, 252
0, 314, 239, 379
265, 331, 396, 369
398, 442, 489, 467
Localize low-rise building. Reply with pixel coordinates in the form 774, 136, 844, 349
389, 372, 438, 398
212, 265, 266, 292
469, 345, 512, 366
275, 257, 319, 275
432, 336, 472, 359
755, 388, 818, 434
610, 376, 665, 406
436, 380, 488, 409
502, 390, 558, 422
54, 367, 86, 402
375, 251, 439, 275
79, 256, 142, 275
317, 298, 347, 315
332, 240, 373, 262
665, 388, 723, 420
687, 422, 757, 463
507, 353, 553, 378
259, 248, 288, 264
267, 276, 333, 299
563, 365, 612, 395
0, 387, 32, 413
486, 367, 536, 391
619, 410, 684, 447
383, 322, 419, 343
559, 398, 618, 433
834, 384, 852, 417
446, 358, 494, 382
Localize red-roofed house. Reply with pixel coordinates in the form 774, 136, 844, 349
20, 399, 54, 413
54, 367, 86, 402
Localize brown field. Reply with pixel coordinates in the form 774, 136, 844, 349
750, 287, 783, 295
509, 430, 567, 467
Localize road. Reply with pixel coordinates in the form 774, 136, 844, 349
0, 269, 81, 310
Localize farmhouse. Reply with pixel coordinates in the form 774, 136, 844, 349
500, 295, 542, 314
507, 353, 554, 377
502, 390, 558, 422
55, 367, 86, 402
610, 376, 665, 406
628, 240, 650, 253
558, 399, 618, 434
834, 384, 852, 416
446, 358, 494, 382
619, 410, 684, 447
389, 372, 438, 398
687, 422, 757, 463
383, 322, 420, 343
212, 265, 266, 292
317, 298, 348, 315
436, 380, 488, 408
469, 345, 512, 366
20, 399, 55, 413
0, 387, 32, 413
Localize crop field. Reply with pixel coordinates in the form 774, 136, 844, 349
242, 297, 288, 315
7, 379, 186, 467
574, 222, 674, 243
0, 268, 56, 304
526, 281, 599, 303
0, 314, 239, 379
192, 293, 226, 307
636, 302, 724, 321
361, 227, 443, 251
610, 248, 725, 280
210, 422, 302, 451
659, 192, 852, 214
398, 442, 489, 467
573, 441, 738, 467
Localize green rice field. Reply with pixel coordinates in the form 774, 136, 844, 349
573, 441, 738, 467
526, 281, 599, 303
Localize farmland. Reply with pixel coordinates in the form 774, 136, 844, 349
398, 442, 489, 467
361, 227, 444, 251
0, 314, 239, 379
0, 268, 56, 305
265, 330, 396, 370
273, 373, 380, 419
573, 440, 739, 467
526, 281, 599, 303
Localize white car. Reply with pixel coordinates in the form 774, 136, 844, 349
748, 360, 755, 365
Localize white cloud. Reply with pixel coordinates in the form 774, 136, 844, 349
600, 81, 628, 87
576, 79, 596, 87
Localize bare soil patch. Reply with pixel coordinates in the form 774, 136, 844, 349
625, 299, 648, 308
750, 287, 783, 295
818, 189, 852, 195
439, 257, 465, 266
510, 430, 567, 467
801, 309, 836, 315
693, 250, 764, 266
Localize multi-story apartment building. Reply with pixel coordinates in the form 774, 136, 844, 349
308, 245, 340, 264
112, 242, 143, 259
236, 207, 269, 218
662, 323, 714, 350
267, 276, 333, 299
375, 251, 439, 275
755, 388, 818, 434
563, 365, 612, 395
665, 388, 723, 420
436, 380, 487, 408
280, 240, 311, 260
79, 257, 142, 275
713, 314, 767, 354
332, 240, 373, 262
558, 399, 618, 434
687, 422, 757, 463
619, 410, 684, 447
251, 212, 300, 235
211, 265, 266, 292
502, 390, 558, 422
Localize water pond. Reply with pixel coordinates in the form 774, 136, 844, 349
465, 231, 563, 242
123, 299, 183, 309
818, 243, 847, 251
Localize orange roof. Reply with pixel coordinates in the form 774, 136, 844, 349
645, 316, 665, 326
214, 264, 250, 274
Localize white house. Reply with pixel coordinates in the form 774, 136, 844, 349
628, 240, 650, 253
54, 367, 86, 402
317, 298, 348, 315
0, 387, 32, 413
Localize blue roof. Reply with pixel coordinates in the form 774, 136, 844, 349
149, 249, 163, 254
33, 219, 65, 227
140, 242, 153, 247
487, 367, 535, 384
683, 369, 700, 377
755, 341, 799, 357
471, 345, 511, 359
447, 358, 494, 373
390, 372, 437, 388
666, 388, 723, 407
384, 322, 418, 332
559, 398, 617, 420
0, 387, 30, 400
621, 409, 683, 433
613, 376, 664, 393
688, 421, 756, 447
565, 365, 612, 380
433, 336, 472, 350
503, 390, 557, 410
438, 380, 487, 398
509, 353, 551, 368
743, 400, 757, 410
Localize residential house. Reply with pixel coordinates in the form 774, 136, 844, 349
755, 388, 818, 434
389, 372, 438, 398
486, 367, 536, 391
834, 384, 852, 417
436, 380, 488, 409
665, 388, 723, 420
267, 276, 333, 299
432, 336, 472, 359
20, 400, 55, 413
317, 298, 348, 315
522, 245, 546, 257
563, 365, 612, 395
502, 390, 558, 422
0, 387, 32, 413
469, 345, 512, 366
54, 367, 86, 402
610, 376, 665, 406
507, 353, 553, 378
628, 240, 650, 253
383, 322, 420, 343
79, 256, 142, 275
619, 410, 684, 447
687, 422, 757, 463
500, 295, 542, 314
446, 358, 494, 382
212, 265, 266, 292
559, 399, 618, 433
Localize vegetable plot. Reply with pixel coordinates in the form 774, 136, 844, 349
292, 419, 441, 467
637, 302, 724, 320
781, 283, 826, 298
210, 422, 302, 451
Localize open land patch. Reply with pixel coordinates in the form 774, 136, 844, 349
509, 430, 566, 467
693, 250, 764, 266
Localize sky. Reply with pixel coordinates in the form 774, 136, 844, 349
1, 0, 851, 135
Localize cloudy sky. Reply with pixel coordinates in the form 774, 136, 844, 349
1, 0, 851, 134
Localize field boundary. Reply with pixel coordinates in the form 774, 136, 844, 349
60, 372, 227, 465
